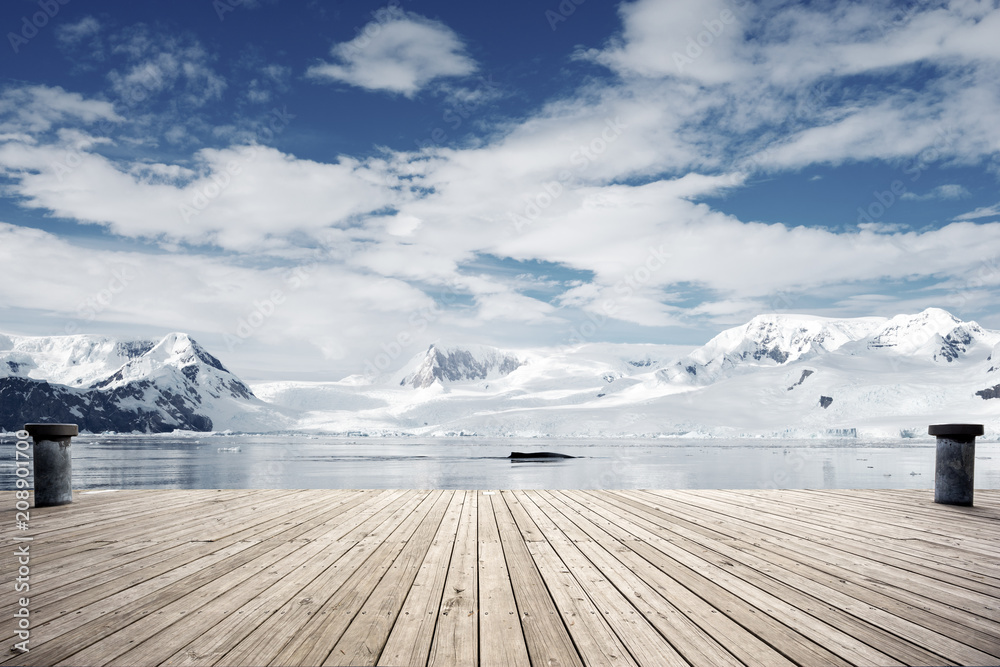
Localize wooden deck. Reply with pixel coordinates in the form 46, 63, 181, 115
2, 489, 999, 666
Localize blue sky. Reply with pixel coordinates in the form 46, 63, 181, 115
2, 0, 999, 379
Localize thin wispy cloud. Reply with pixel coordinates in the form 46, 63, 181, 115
107, 27, 227, 108
901, 184, 970, 201
56, 15, 101, 47
953, 203, 1000, 221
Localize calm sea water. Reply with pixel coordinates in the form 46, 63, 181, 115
3, 434, 999, 490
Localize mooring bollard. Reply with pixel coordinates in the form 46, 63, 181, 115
24, 423, 78, 507
929, 423, 983, 506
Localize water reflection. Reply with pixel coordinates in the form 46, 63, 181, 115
823, 458, 836, 487
2, 435, 998, 491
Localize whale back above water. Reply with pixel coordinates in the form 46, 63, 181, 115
508, 451, 576, 459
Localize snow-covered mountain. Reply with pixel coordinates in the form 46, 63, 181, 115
255, 308, 1000, 438
658, 308, 998, 385
0, 332, 286, 433
657, 312, 885, 385
4, 308, 998, 437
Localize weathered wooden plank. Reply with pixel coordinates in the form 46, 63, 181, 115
530, 494, 746, 667
20, 490, 224, 534
494, 491, 583, 667
325, 491, 455, 666
377, 490, 466, 667
520, 492, 688, 667
523, 538, 640, 667
563, 490, 847, 667
0, 489, 997, 667
476, 492, 530, 667
707, 488, 1000, 560
582, 490, 942, 666
14, 489, 260, 547
802, 488, 1000, 526
740, 488, 1000, 564
108, 492, 403, 667
514, 492, 650, 666
0, 492, 373, 659
268, 490, 446, 667
622, 490, 1000, 664
2, 490, 373, 638
0, 490, 361, 617
732, 492, 1000, 576
647, 491, 1000, 651
660, 490, 1000, 619
73, 537, 309, 666
7, 492, 385, 667
221, 490, 436, 666
539, 490, 796, 667
41, 492, 388, 667
630, 490, 1000, 647
0, 489, 279, 595
161, 490, 415, 667
0, 489, 259, 571
426, 490, 478, 667
552, 492, 916, 665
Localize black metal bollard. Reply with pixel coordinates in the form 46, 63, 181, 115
929, 423, 983, 506
24, 423, 78, 507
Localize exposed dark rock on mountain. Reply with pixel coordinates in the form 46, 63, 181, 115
787, 369, 814, 390
403, 344, 522, 389
935, 329, 974, 362
0, 376, 212, 432
976, 385, 1000, 400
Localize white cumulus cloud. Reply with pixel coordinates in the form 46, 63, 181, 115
307, 11, 477, 97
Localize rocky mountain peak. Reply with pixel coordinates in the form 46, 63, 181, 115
658, 308, 996, 386
0, 330, 262, 432
402, 343, 523, 389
